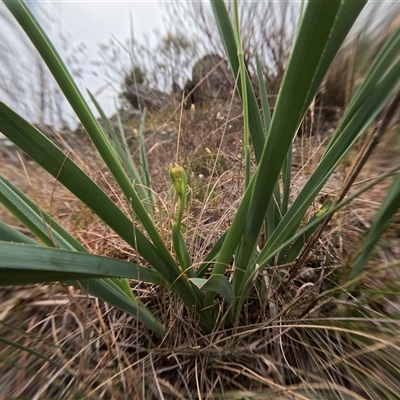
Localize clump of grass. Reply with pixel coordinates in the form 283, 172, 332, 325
1, 0, 400, 398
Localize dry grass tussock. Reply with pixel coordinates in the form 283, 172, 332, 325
1, 98, 400, 399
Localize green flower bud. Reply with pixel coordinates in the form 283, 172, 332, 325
169, 163, 186, 196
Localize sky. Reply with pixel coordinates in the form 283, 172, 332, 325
0, 1, 165, 126
56, 1, 163, 44
51, 1, 165, 118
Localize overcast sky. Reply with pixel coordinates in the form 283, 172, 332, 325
23, 0, 165, 54
51, 1, 165, 116
0, 1, 166, 125
55, 1, 163, 52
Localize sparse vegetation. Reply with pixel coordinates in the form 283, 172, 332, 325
1, 1, 400, 399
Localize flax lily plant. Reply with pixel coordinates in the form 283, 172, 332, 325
1, 0, 400, 338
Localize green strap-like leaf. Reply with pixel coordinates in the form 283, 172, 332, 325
328, 23, 400, 151
196, 231, 228, 278
301, 0, 368, 120
0, 174, 85, 251
138, 109, 154, 206
0, 223, 166, 335
350, 172, 400, 279
279, 199, 333, 266
88, 91, 148, 202
82, 278, 165, 336
0, 242, 165, 286
0, 220, 38, 245
255, 54, 271, 138
190, 275, 235, 304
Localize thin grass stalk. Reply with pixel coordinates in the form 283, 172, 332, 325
281, 146, 292, 217
89, 92, 132, 172
0, 174, 87, 252
89, 92, 149, 206
138, 109, 154, 209
128, 12, 142, 112
0, 336, 69, 372
255, 55, 282, 239
115, 105, 131, 159
231, 0, 252, 298
233, 0, 250, 190
256, 55, 271, 138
